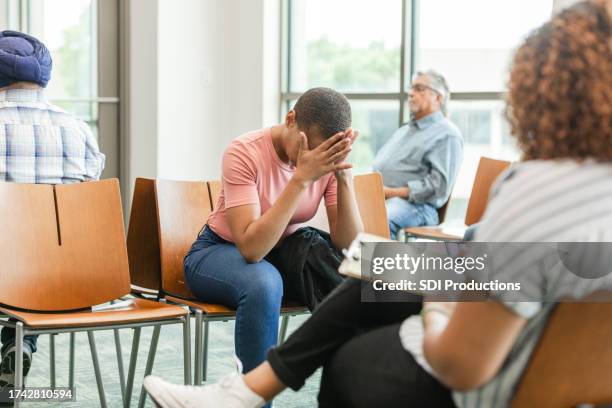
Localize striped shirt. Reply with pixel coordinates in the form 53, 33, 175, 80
0, 88, 105, 184
400, 159, 612, 407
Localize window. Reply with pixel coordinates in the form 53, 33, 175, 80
282, 0, 552, 222
286, 0, 402, 93
29, 0, 98, 131
415, 0, 551, 219
417, 0, 553, 92
0, 0, 120, 179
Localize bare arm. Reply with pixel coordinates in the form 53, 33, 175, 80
227, 132, 352, 263
384, 186, 410, 199
325, 129, 364, 249
422, 301, 527, 390
326, 172, 364, 249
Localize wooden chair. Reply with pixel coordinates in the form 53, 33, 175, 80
404, 157, 511, 241
0, 180, 190, 408
354, 172, 391, 239
512, 297, 612, 407
127, 178, 162, 297
207, 180, 222, 211
436, 198, 451, 225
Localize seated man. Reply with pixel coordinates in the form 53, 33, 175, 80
373, 70, 463, 239
0, 30, 105, 398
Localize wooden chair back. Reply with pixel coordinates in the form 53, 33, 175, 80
464, 157, 511, 226
437, 200, 450, 224
127, 178, 161, 292
354, 173, 391, 239
155, 180, 213, 299
512, 297, 612, 407
208, 180, 222, 211
0, 179, 130, 311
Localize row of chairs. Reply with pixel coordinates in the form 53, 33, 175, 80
1, 171, 612, 407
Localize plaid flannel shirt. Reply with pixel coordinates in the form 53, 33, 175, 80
0, 88, 105, 184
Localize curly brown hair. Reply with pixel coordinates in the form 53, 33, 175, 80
506, 0, 612, 161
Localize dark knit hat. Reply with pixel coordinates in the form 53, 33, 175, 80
0, 30, 52, 88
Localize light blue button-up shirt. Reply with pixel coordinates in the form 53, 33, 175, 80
372, 111, 463, 208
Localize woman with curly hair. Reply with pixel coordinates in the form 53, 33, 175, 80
144, 2, 612, 407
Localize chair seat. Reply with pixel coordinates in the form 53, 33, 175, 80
165, 295, 309, 317
131, 284, 160, 297
404, 225, 465, 241
280, 301, 310, 315
0, 297, 187, 329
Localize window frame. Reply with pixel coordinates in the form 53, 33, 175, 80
279, 0, 506, 126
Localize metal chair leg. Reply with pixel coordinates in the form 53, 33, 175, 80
49, 334, 56, 389
69, 332, 75, 391
124, 327, 141, 408
202, 320, 209, 382
88, 332, 107, 408
194, 310, 203, 385
14, 322, 23, 408
137, 325, 161, 408
114, 329, 126, 405
182, 310, 192, 385
279, 315, 290, 344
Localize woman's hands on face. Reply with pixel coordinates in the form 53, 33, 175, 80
293, 129, 357, 185
333, 129, 359, 178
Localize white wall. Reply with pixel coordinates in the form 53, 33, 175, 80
127, 0, 158, 193
127, 0, 280, 190
157, 0, 230, 181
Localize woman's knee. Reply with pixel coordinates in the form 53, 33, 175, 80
241, 263, 283, 307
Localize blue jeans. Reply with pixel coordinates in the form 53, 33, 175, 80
184, 226, 283, 374
386, 197, 439, 240
1, 322, 38, 355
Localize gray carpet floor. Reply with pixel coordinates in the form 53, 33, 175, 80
22, 315, 320, 407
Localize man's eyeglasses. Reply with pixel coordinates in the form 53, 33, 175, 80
409, 83, 440, 95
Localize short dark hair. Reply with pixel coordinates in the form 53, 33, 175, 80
293, 87, 351, 139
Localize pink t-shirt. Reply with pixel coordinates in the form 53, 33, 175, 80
207, 127, 337, 243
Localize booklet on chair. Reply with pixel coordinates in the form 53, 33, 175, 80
338, 232, 393, 280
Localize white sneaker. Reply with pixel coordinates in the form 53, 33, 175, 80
144, 374, 266, 408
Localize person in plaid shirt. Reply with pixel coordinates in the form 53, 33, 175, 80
0, 30, 105, 401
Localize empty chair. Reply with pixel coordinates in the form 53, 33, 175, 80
0, 180, 190, 408
404, 157, 511, 241
353, 172, 391, 239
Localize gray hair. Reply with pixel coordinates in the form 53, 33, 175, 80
415, 69, 450, 116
